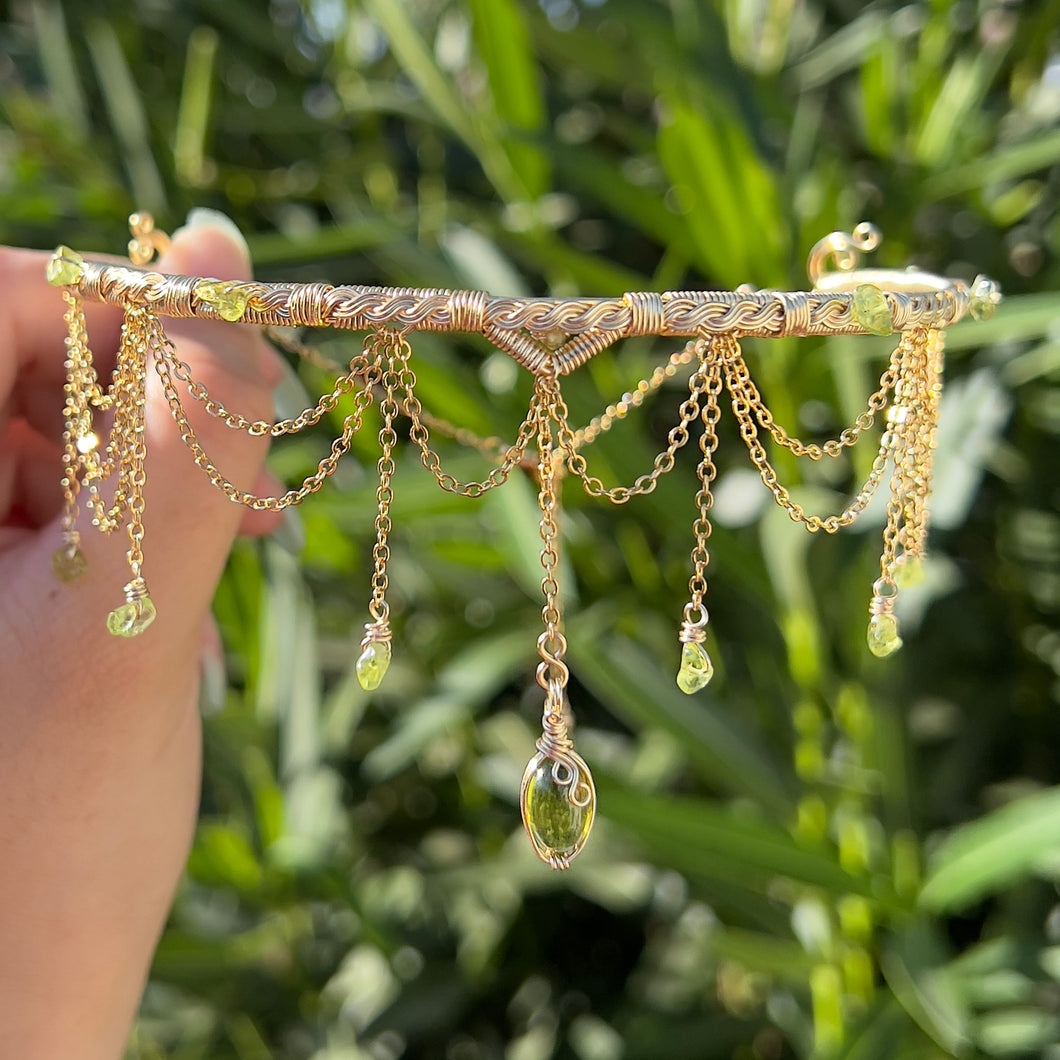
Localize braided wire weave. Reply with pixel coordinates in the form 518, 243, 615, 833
76, 262, 968, 375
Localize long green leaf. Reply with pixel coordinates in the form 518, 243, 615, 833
468, 0, 549, 199
597, 775, 872, 897
919, 786, 1060, 913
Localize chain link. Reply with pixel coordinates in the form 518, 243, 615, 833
369, 335, 400, 622
686, 345, 723, 615
725, 338, 901, 459
153, 317, 377, 510
533, 370, 570, 695
718, 333, 903, 534
557, 348, 710, 504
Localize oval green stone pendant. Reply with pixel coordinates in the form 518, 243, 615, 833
356, 639, 391, 690
520, 750, 596, 869
193, 280, 250, 322
676, 640, 714, 694
106, 596, 157, 637
851, 284, 893, 336
867, 612, 902, 657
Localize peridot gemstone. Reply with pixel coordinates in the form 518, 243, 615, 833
522, 753, 595, 864
51, 545, 88, 582
194, 280, 250, 322
851, 284, 893, 336
867, 612, 902, 658
676, 640, 714, 694
969, 276, 1001, 321
46, 246, 85, 287
893, 553, 925, 589
106, 596, 157, 637
356, 639, 391, 690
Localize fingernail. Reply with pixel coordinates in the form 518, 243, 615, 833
172, 208, 252, 272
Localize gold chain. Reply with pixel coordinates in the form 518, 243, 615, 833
686, 344, 723, 619
369, 335, 399, 624
557, 342, 711, 504
720, 332, 900, 534
725, 336, 900, 460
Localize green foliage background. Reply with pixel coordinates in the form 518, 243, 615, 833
3, 0, 1060, 1056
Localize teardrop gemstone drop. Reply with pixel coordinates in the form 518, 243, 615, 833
52, 545, 88, 582
356, 639, 391, 690
106, 596, 157, 637
893, 553, 924, 589
676, 640, 714, 694
520, 751, 595, 868
867, 613, 902, 657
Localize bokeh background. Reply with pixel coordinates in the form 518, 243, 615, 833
3, 0, 1060, 1057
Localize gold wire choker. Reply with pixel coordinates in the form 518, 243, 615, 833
47, 216, 1000, 868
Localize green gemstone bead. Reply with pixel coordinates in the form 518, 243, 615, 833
194, 280, 250, 322
46, 246, 85, 287
51, 546, 88, 582
851, 284, 893, 336
356, 639, 391, 690
676, 640, 714, 694
106, 596, 157, 637
867, 613, 902, 658
893, 554, 925, 589
969, 275, 1001, 322
522, 753, 595, 864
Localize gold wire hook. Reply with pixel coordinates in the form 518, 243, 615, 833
806, 222, 881, 286
127, 212, 171, 265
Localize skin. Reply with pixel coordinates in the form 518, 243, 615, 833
0, 215, 284, 1057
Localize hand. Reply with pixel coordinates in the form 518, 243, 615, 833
0, 211, 283, 1058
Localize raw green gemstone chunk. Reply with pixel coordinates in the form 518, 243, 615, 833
51, 545, 88, 582
522, 754, 595, 864
676, 640, 714, 694
46, 246, 85, 287
867, 613, 902, 658
893, 553, 925, 589
193, 280, 250, 322
356, 639, 391, 690
851, 284, 893, 336
106, 596, 157, 637
969, 275, 1001, 321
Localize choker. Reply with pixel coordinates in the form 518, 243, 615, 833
46, 215, 1000, 868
